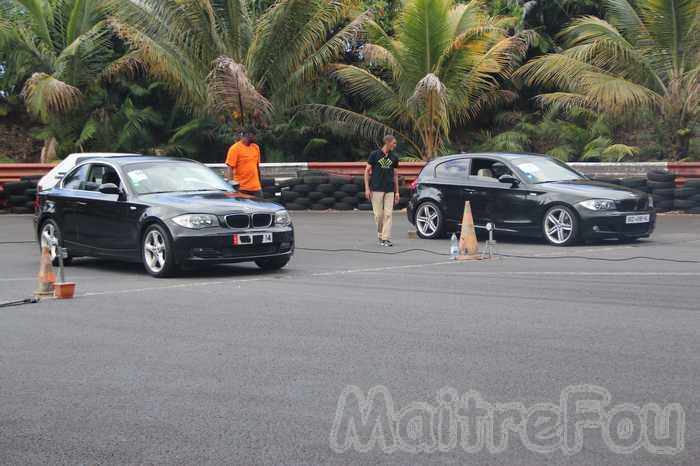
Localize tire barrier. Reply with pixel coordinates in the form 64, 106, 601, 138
265, 169, 410, 211
0, 176, 39, 213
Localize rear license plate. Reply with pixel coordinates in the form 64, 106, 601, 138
232, 232, 274, 246
626, 214, 650, 224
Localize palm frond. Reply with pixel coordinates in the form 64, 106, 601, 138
207, 56, 272, 121
21, 72, 83, 120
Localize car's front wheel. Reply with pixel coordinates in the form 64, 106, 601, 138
414, 201, 444, 239
542, 205, 579, 246
39, 219, 72, 266
255, 255, 290, 271
142, 224, 178, 277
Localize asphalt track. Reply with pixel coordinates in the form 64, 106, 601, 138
1, 212, 699, 465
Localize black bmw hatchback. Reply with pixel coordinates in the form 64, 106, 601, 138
35, 156, 294, 276
407, 153, 656, 246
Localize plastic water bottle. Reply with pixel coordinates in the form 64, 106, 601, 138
450, 233, 459, 259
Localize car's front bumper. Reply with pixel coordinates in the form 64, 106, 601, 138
576, 208, 656, 239
169, 224, 294, 264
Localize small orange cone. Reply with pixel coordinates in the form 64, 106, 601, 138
456, 201, 482, 261
35, 246, 56, 298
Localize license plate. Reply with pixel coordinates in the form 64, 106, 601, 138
232, 232, 273, 245
626, 214, 650, 224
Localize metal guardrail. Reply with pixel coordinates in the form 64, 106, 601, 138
3, 160, 698, 187
0, 163, 56, 184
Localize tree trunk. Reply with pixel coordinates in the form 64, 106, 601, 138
40, 137, 57, 163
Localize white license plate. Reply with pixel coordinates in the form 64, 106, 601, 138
233, 232, 273, 245
626, 214, 650, 224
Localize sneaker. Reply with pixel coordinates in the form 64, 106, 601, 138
383, 240, 394, 247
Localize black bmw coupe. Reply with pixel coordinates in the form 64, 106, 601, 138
35, 156, 294, 277
407, 153, 656, 246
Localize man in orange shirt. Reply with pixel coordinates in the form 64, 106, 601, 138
225, 127, 262, 196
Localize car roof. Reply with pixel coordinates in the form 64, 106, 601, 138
87, 156, 197, 166
432, 152, 547, 163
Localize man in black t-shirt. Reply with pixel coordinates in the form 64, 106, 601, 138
364, 135, 399, 246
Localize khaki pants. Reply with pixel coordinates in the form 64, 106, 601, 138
371, 191, 394, 241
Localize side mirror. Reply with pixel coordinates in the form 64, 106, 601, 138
98, 183, 121, 195
499, 174, 520, 187
228, 180, 240, 190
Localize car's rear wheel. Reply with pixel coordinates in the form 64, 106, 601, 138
255, 255, 290, 271
142, 224, 178, 277
39, 219, 72, 266
415, 201, 444, 239
543, 205, 579, 246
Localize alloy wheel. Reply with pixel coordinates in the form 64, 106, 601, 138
544, 207, 574, 245
416, 203, 440, 237
144, 229, 167, 273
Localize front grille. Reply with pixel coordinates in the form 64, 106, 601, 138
225, 213, 273, 229
617, 198, 648, 211
226, 214, 250, 229
252, 213, 273, 228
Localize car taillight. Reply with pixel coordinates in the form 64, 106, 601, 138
409, 179, 418, 191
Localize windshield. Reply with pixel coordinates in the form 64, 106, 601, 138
511, 157, 583, 184
124, 161, 233, 195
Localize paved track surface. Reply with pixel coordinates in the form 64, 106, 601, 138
1, 212, 699, 465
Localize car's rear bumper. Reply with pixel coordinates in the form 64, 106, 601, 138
577, 209, 656, 239
171, 227, 294, 264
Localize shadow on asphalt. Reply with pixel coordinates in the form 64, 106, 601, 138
67, 257, 290, 279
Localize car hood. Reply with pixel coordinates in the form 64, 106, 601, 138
139, 191, 283, 213
538, 179, 647, 200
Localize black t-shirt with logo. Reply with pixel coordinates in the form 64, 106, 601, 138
368, 149, 399, 192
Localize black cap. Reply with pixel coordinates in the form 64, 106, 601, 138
242, 126, 257, 135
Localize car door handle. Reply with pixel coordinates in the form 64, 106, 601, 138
76, 201, 88, 206
463, 188, 476, 194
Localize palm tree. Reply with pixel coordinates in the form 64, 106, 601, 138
516, 0, 699, 160
297, 0, 529, 160
111, 0, 369, 126
479, 108, 639, 161
0, 0, 119, 161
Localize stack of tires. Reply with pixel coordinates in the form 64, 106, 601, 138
674, 179, 700, 214
646, 170, 676, 213
276, 170, 409, 211
1, 176, 40, 213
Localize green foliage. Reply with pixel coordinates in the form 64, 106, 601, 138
477, 108, 640, 162
297, 0, 529, 159
516, 0, 700, 160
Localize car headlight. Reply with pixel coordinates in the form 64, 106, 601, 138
274, 209, 291, 226
578, 199, 617, 211
172, 214, 219, 229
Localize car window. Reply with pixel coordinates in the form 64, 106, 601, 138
124, 161, 233, 195
468, 158, 514, 182
511, 157, 583, 183
87, 164, 122, 191
435, 159, 468, 179
62, 165, 90, 190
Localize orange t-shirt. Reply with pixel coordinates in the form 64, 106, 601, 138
225, 141, 261, 191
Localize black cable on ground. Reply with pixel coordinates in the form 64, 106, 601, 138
297, 247, 700, 264
0, 297, 38, 308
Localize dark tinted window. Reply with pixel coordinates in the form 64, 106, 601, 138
469, 158, 514, 181
62, 165, 90, 190
87, 164, 122, 191
435, 159, 468, 179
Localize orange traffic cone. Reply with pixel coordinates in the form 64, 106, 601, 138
35, 246, 56, 298
456, 201, 482, 261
